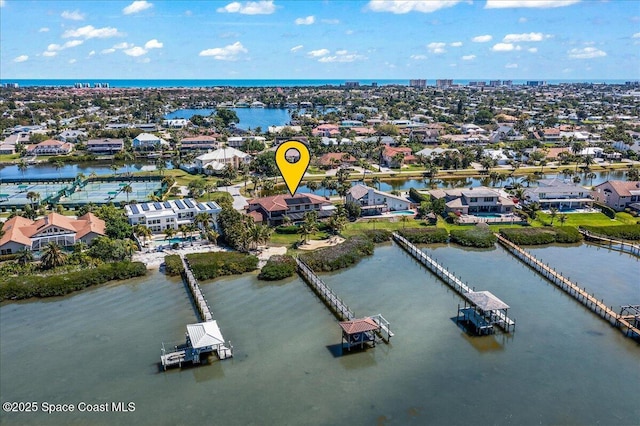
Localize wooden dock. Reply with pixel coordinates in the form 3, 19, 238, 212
579, 228, 640, 258
392, 233, 515, 333
295, 257, 393, 343
496, 234, 640, 340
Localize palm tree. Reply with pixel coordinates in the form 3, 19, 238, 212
54, 160, 64, 179
371, 176, 381, 190
18, 160, 28, 178
307, 180, 320, 194
155, 159, 167, 176
549, 207, 558, 225
133, 224, 152, 247
178, 224, 190, 241
558, 213, 569, 226
586, 172, 596, 186
26, 191, 40, 209
110, 164, 119, 177
40, 242, 67, 270
298, 211, 318, 244
16, 249, 34, 266
400, 215, 410, 229
164, 227, 177, 241
121, 184, 133, 202
123, 239, 138, 259
194, 212, 212, 231
205, 229, 220, 245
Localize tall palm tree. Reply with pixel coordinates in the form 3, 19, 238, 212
400, 215, 410, 229
18, 160, 28, 178
26, 191, 40, 209
16, 249, 34, 266
164, 227, 177, 241
558, 214, 569, 226
123, 239, 138, 259
194, 212, 212, 231
133, 224, 152, 247
298, 211, 318, 244
205, 229, 220, 245
40, 242, 67, 270
54, 160, 64, 179
549, 207, 558, 225
121, 184, 133, 202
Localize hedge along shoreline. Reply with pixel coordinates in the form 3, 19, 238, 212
299, 235, 374, 272
581, 224, 640, 240
258, 255, 297, 281
397, 228, 448, 244
185, 251, 258, 281
0, 261, 147, 301
499, 227, 582, 245
164, 254, 185, 276
449, 225, 497, 248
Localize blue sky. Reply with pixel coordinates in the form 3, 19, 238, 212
1, 0, 639, 80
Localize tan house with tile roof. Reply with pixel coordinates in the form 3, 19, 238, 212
0, 212, 105, 254
246, 193, 334, 225
591, 180, 640, 211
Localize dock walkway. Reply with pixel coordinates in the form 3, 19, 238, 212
295, 257, 393, 343
392, 233, 515, 333
579, 228, 640, 257
496, 234, 640, 339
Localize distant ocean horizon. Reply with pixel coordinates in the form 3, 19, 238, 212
1, 78, 637, 88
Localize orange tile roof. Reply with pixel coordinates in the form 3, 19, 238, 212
0, 216, 33, 248
247, 193, 329, 213
339, 317, 380, 334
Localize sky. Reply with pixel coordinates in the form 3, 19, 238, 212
1, 0, 639, 80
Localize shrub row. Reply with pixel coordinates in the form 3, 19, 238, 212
362, 229, 393, 243
398, 228, 448, 244
449, 226, 497, 248
164, 254, 184, 276
185, 251, 258, 281
0, 253, 21, 262
258, 255, 297, 281
499, 227, 582, 245
300, 236, 374, 272
593, 202, 616, 219
0, 261, 147, 301
409, 187, 429, 203
581, 225, 640, 241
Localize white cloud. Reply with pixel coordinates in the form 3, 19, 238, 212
518, 17, 527, 23
101, 48, 116, 54
199, 41, 248, 60
123, 1, 152, 15
295, 15, 315, 25
138, 57, 151, 63
124, 46, 147, 57
427, 42, 446, 54
39, 27, 50, 32
492, 43, 517, 51
505, 63, 519, 68
61, 10, 85, 20
450, 41, 463, 47
308, 48, 330, 57
14, 55, 28, 63
62, 25, 122, 39
69, 59, 77, 64
486, 0, 580, 8
290, 45, 304, 52
367, 0, 464, 14
318, 51, 366, 63
568, 47, 606, 59
64, 40, 84, 49
528, 47, 538, 53
88, 50, 95, 56
503, 32, 548, 42
144, 39, 163, 49
216, 1, 276, 15
0, 0, 5, 7
45, 40, 84, 55
472, 34, 492, 43
633, 32, 640, 38
462, 54, 476, 60
113, 42, 132, 49
410, 54, 427, 60
42, 51, 57, 57
321, 19, 340, 24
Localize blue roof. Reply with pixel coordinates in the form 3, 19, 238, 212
141, 203, 149, 211
130, 204, 140, 214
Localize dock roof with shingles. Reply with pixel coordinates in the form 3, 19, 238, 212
465, 291, 510, 311
339, 317, 380, 334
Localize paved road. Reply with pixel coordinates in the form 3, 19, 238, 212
218, 184, 249, 210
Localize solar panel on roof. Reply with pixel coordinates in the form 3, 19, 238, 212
141, 204, 149, 211
153, 202, 162, 210
184, 199, 195, 208
163, 201, 171, 209
197, 203, 206, 210
175, 200, 185, 209
130, 205, 140, 214
207, 202, 218, 210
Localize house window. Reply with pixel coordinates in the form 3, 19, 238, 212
295, 205, 300, 211
470, 197, 477, 202
484, 197, 494, 202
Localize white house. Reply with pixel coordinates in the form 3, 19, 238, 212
346, 184, 413, 215
194, 147, 251, 174
125, 198, 221, 233
133, 133, 168, 150
523, 178, 592, 210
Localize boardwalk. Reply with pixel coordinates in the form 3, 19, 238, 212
295, 257, 393, 343
496, 234, 640, 339
579, 229, 640, 258
392, 233, 515, 333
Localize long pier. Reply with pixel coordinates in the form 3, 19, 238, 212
579, 228, 640, 257
295, 257, 393, 343
392, 233, 515, 333
496, 234, 640, 339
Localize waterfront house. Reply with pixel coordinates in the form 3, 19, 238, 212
0, 212, 105, 254
133, 133, 168, 150
194, 147, 251, 174
26, 139, 73, 156
428, 187, 515, 215
179, 135, 220, 152
86, 138, 124, 154
246, 193, 334, 225
592, 180, 640, 211
317, 152, 357, 169
382, 146, 416, 167
523, 179, 593, 210
125, 198, 221, 233
312, 124, 340, 137
58, 130, 87, 143
163, 119, 190, 129
346, 184, 413, 215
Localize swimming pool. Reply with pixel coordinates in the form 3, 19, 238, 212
474, 213, 502, 218
390, 210, 416, 215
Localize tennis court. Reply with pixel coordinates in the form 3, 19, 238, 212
60, 180, 163, 205
0, 183, 70, 206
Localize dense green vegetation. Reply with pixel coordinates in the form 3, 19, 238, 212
185, 251, 258, 281
449, 225, 497, 248
397, 228, 449, 244
300, 236, 374, 272
499, 227, 582, 245
0, 261, 147, 301
362, 229, 393, 243
258, 255, 297, 281
581, 224, 640, 240
593, 202, 617, 219
164, 254, 184, 276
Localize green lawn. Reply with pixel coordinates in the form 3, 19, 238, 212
533, 211, 636, 227
342, 217, 428, 236
0, 154, 20, 162
269, 231, 330, 246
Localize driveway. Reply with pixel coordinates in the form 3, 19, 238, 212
218, 184, 248, 210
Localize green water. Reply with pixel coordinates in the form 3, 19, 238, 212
1, 243, 638, 425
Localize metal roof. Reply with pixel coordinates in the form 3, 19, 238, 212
465, 291, 510, 311
186, 321, 225, 349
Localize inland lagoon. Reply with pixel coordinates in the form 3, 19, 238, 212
0, 242, 638, 425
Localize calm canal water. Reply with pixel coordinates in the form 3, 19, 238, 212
0, 243, 638, 425
165, 108, 292, 131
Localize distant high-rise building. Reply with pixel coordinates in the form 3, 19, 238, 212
409, 79, 427, 88
526, 81, 547, 87
344, 81, 360, 88
469, 81, 486, 87
436, 79, 453, 89
489, 80, 501, 87
502, 80, 513, 87
2, 83, 19, 88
